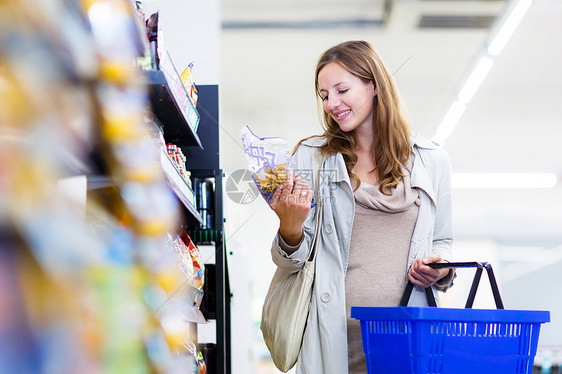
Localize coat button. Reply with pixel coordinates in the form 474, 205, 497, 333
324, 223, 334, 234
321, 292, 331, 303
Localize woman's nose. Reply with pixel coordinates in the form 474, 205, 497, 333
326, 95, 341, 111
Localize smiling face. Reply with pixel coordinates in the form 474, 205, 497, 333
317, 62, 376, 134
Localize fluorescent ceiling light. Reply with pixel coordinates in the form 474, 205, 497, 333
432, 0, 533, 145
452, 172, 558, 189
433, 57, 492, 145
487, 0, 533, 56
432, 100, 465, 145
457, 56, 494, 104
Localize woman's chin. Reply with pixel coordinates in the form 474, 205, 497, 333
337, 123, 357, 133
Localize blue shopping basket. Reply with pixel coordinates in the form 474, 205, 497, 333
351, 262, 550, 374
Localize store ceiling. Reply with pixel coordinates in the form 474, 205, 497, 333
219, 0, 562, 253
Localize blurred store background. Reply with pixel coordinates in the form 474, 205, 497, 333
216, 0, 562, 373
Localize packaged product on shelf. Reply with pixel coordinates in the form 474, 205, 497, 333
1, 0, 215, 373
86, 262, 150, 373
0, 237, 98, 373
144, 11, 159, 70
144, 309, 201, 374
144, 112, 168, 153
190, 84, 199, 107
184, 342, 207, 374
188, 246, 205, 291
172, 233, 195, 280
179, 230, 205, 290
166, 233, 202, 309
96, 85, 180, 237
142, 318, 175, 373
167, 144, 178, 157
156, 50, 200, 132
180, 62, 198, 106
165, 143, 193, 188
241, 125, 291, 204
98, 85, 164, 178
82, 0, 148, 84
159, 306, 191, 350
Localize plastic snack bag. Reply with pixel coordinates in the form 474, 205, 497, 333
179, 230, 204, 290
241, 126, 290, 204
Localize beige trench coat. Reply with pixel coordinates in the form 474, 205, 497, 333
269, 136, 454, 373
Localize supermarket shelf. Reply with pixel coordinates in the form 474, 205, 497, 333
86, 175, 113, 190
60, 149, 93, 175
146, 69, 202, 148
158, 301, 207, 324
179, 304, 207, 324
154, 300, 207, 324
130, 2, 151, 58
161, 149, 203, 224
83, 150, 203, 224
174, 282, 207, 324
155, 281, 207, 324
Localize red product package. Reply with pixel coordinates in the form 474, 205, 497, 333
179, 230, 204, 290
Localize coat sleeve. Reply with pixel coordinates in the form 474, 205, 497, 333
431, 146, 456, 291
269, 144, 318, 274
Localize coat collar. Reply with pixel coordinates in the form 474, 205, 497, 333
301, 134, 439, 148
301, 136, 326, 147
410, 136, 438, 206
411, 135, 440, 150
299, 137, 349, 184
300, 135, 439, 200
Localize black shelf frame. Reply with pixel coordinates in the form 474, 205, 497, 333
149, 80, 230, 374
184, 85, 231, 374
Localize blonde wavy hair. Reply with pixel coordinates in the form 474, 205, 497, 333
296, 40, 412, 194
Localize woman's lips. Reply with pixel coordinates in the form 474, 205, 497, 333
335, 109, 351, 120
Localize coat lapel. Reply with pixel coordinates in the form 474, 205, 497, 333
410, 137, 438, 207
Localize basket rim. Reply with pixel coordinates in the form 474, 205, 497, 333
350, 306, 550, 324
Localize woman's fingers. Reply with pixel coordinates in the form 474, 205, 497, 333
408, 258, 440, 287
304, 186, 313, 204
283, 169, 294, 193
270, 170, 313, 211
269, 183, 283, 208
272, 171, 314, 244
292, 175, 312, 205
280, 172, 312, 205
408, 269, 432, 287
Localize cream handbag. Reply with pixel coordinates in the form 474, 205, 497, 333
260, 154, 324, 372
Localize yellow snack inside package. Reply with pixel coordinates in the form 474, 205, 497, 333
241, 126, 291, 204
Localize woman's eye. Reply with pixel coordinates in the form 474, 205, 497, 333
338, 89, 349, 94
322, 95, 328, 101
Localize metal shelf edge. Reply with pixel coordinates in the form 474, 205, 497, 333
145, 69, 202, 148
160, 149, 203, 224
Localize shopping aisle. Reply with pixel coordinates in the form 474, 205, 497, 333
0, 0, 227, 373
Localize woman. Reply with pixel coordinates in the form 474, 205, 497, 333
268, 40, 455, 373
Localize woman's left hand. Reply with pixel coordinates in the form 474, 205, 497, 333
408, 255, 449, 288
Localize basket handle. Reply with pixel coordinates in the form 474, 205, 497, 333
399, 262, 504, 309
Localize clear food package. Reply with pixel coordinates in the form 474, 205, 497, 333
241, 126, 290, 204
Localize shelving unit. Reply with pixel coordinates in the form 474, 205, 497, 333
0, 0, 229, 373
160, 148, 202, 223
147, 68, 202, 148
157, 81, 231, 374
141, 9, 231, 373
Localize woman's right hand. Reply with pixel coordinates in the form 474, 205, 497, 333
270, 169, 313, 246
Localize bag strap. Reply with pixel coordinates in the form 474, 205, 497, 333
306, 150, 324, 262
399, 261, 504, 309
